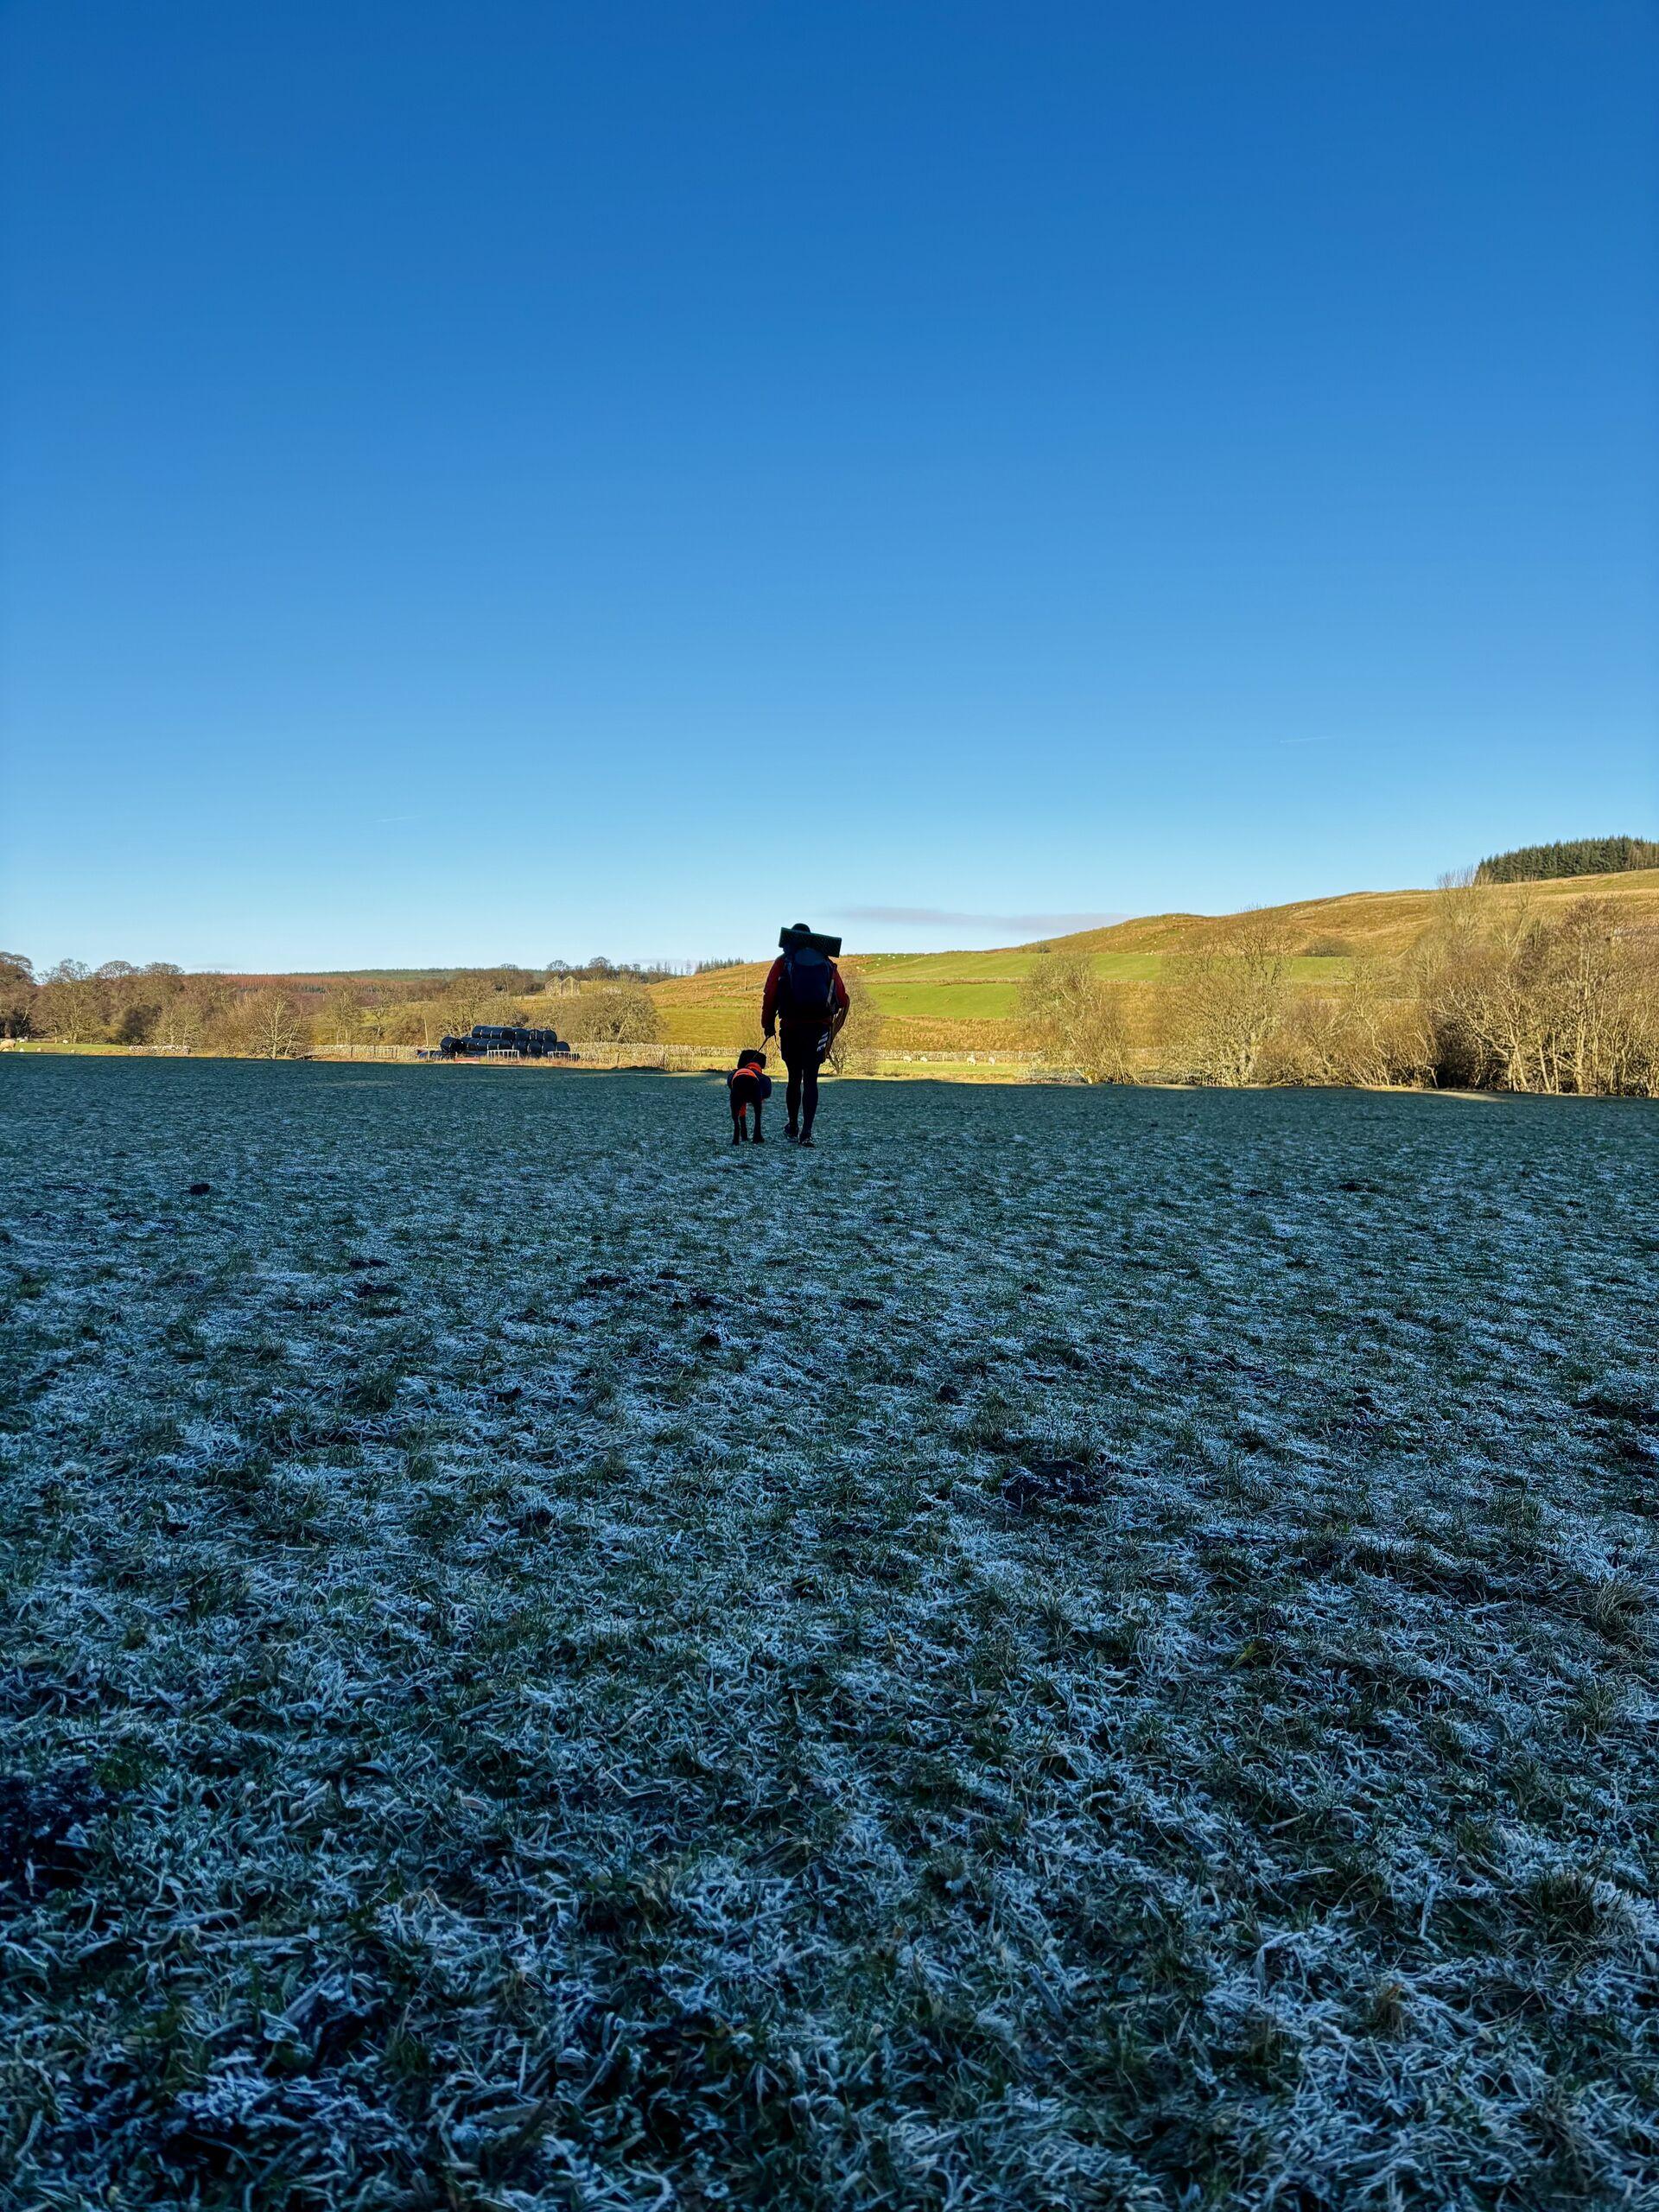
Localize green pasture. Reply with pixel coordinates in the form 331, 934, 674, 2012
646, 947, 1356, 1039
856, 950, 1351, 1024
865, 978, 1023, 1020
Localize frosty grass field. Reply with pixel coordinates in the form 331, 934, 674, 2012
3, 1058, 1658, 2212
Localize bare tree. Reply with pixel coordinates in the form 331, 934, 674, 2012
825, 966, 886, 1073
219, 988, 308, 1058
0, 951, 34, 1038
1017, 950, 1134, 1083
1419, 893, 1659, 1096
351, 986, 399, 1046
563, 985, 661, 1045
153, 984, 225, 1053
1176, 916, 1291, 1085
35, 961, 105, 1043
1528, 899, 1658, 1095
1265, 957, 1429, 1090
433, 985, 495, 1043
318, 987, 362, 1046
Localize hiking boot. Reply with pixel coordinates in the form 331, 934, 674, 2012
798, 1132, 816, 1147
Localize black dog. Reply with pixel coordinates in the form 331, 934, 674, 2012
726, 1049, 772, 1143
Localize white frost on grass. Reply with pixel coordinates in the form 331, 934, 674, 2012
1, 1058, 1656, 2208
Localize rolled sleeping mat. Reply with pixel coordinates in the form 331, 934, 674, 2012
779, 926, 842, 958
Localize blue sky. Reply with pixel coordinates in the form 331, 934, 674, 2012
2, 0, 1654, 969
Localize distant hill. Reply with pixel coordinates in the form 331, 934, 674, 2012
1476, 836, 1659, 884
641, 867, 1659, 1049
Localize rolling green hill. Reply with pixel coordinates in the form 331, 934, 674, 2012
644, 868, 1659, 1047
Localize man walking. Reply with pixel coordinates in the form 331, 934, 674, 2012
762, 923, 849, 1146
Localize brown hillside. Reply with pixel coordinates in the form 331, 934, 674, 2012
1035, 868, 1659, 958
645, 869, 1659, 1050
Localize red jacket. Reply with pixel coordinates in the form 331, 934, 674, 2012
763, 954, 849, 1033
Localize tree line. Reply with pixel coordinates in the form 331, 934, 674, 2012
1017, 889, 1659, 1096
1475, 836, 1659, 884
0, 957, 665, 1055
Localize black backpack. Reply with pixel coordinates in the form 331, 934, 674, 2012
780, 946, 836, 1015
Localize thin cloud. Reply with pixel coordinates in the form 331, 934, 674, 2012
837, 905, 1128, 935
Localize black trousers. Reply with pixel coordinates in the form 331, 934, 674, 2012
779, 1025, 828, 1135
